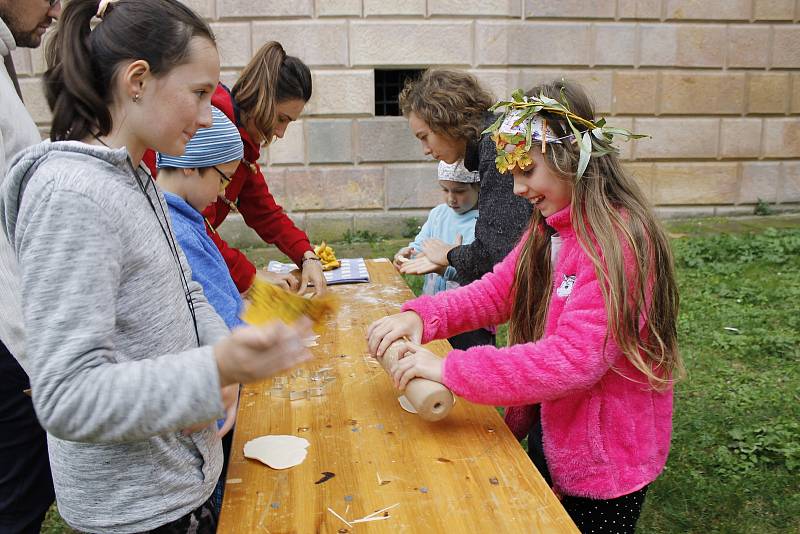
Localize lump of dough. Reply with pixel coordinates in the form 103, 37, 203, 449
243, 435, 310, 469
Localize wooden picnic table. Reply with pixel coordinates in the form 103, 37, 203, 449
218, 259, 578, 533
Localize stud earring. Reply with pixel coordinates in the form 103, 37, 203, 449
132, 94, 141, 103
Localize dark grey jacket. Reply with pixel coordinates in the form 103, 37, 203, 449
447, 115, 533, 285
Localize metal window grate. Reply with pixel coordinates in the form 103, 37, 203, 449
374, 69, 423, 116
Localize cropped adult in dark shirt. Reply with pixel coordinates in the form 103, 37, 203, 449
398, 70, 532, 287
397, 70, 532, 348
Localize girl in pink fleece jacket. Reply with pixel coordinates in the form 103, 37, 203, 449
367, 81, 683, 534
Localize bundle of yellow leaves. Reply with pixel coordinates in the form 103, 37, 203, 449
241, 278, 338, 333
491, 131, 532, 174
314, 241, 340, 271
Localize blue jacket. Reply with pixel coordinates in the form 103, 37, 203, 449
409, 204, 478, 295
164, 192, 243, 330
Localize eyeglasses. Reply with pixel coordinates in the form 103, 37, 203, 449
212, 166, 232, 191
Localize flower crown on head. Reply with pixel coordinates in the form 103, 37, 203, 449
483, 88, 648, 179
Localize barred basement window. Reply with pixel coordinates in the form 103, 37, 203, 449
374, 69, 423, 116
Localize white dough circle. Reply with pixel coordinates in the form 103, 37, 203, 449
397, 395, 417, 414
243, 435, 310, 469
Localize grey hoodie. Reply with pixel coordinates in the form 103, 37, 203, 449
0, 16, 40, 362
1, 141, 230, 533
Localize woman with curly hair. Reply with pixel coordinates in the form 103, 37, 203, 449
396, 69, 532, 348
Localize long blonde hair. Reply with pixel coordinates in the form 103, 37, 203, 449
231, 41, 311, 145
508, 80, 683, 390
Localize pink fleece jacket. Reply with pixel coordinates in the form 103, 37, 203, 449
401, 206, 673, 500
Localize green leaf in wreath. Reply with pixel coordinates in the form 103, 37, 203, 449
525, 119, 533, 151
482, 114, 504, 135
576, 131, 592, 180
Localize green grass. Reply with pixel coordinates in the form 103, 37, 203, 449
42, 215, 800, 533
639, 225, 800, 533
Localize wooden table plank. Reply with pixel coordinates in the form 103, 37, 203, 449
218, 259, 578, 533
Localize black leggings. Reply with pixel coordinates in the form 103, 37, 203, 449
141, 496, 218, 534
560, 486, 648, 534
527, 406, 648, 534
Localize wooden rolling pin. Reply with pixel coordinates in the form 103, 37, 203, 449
379, 340, 454, 422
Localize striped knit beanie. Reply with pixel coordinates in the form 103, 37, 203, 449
156, 106, 243, 169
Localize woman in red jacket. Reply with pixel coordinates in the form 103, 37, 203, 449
146, 41, 326, 295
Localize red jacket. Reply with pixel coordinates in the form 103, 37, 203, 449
143, 84, 312, 292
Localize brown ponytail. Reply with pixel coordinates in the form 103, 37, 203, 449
232, 41, 312, 145
44, 0, 215, 142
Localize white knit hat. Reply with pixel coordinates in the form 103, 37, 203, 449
437, 161, 480, 183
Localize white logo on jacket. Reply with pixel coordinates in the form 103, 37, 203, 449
556, 274, 576, 298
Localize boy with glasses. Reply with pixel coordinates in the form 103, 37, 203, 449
157, 106, 246, 335
156, 106, 247, 512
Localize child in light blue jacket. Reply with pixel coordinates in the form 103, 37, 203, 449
394, 161, 493, 349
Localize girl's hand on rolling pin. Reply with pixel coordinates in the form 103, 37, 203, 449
366, 311, 423, 357
390, 342, 444, 390
214, 318, 313, 387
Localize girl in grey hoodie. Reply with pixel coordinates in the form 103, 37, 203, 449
0, 1, 312, 532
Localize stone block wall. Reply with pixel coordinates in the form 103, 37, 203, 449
10, 0, 800, 243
